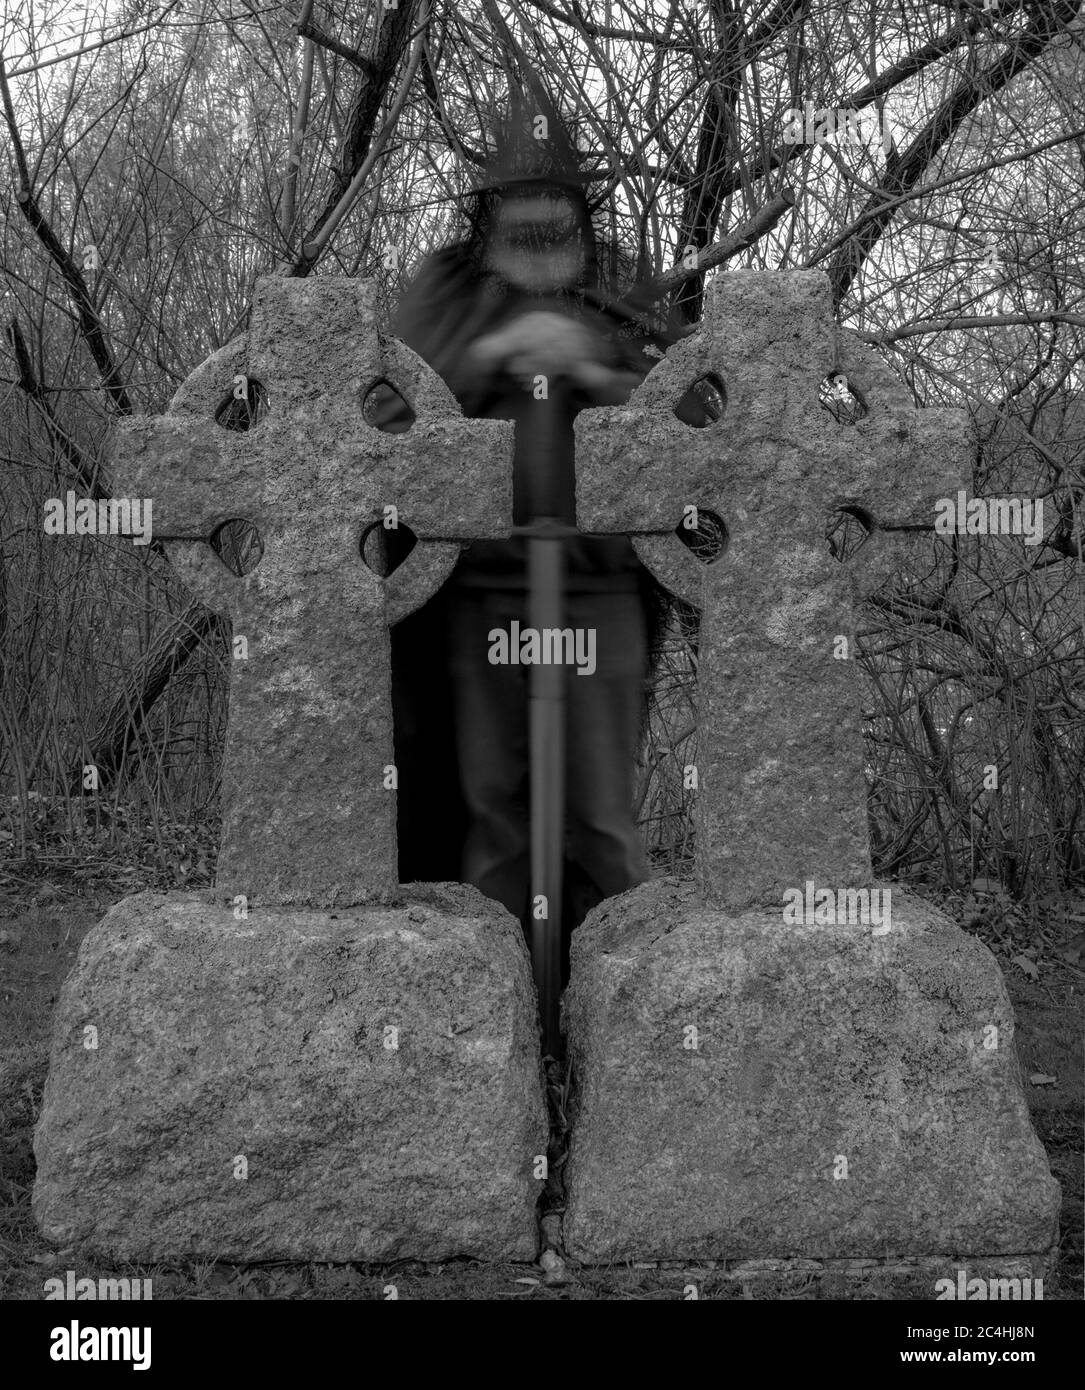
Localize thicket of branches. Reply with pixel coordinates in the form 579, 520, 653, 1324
2, 0, 1083, 895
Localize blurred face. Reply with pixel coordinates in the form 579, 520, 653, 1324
484, 189, 584, 293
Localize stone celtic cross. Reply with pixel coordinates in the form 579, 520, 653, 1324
576, 270, 973, 910
110, 276, 513, 906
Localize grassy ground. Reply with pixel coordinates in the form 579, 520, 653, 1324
1, 859, 1081, 1301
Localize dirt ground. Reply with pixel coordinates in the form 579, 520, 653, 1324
1, 868, 1081, 1301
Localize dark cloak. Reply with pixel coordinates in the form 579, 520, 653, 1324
376, 220, 708, 888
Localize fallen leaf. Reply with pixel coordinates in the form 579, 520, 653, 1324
1059, 931, 1085, 964
1011, 953, 1040, 979
514, 1277, 540, 1286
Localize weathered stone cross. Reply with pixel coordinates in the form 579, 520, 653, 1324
576, 270, 973, 910
110, 276, 513, 906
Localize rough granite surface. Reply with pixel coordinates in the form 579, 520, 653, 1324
33, 885, 547, 1262
576, 271, 974, 911
38, 269, 1057, 1269
562, 879, 1061, 1263
108, 276, 514, 907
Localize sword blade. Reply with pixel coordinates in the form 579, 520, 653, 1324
527, 527, 565, 1059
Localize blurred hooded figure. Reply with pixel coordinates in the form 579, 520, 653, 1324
374, 83, 707, 978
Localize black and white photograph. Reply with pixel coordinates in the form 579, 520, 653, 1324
1, 0, 1082, 1343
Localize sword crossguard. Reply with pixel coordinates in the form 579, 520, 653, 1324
511, 518, 582, 539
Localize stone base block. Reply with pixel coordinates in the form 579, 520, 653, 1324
33, 885, 547, 1262
562, 880, 1060, 1265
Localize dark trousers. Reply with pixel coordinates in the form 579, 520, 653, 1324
447, 585, 650, 977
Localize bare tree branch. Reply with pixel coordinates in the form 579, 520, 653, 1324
649, 186, 798, 303
5, 317, 100, 493
288, 0, 425, 277
860, 311, 1085, 344
296, 19, 375, 76
75, 601, 225, 793
827, 0, 1081, 307
292, 1, 430, 271
1, 58, 134, 416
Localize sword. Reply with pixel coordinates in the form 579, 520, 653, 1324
525, 517, 566, 1059
513, 377, 579, 1060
